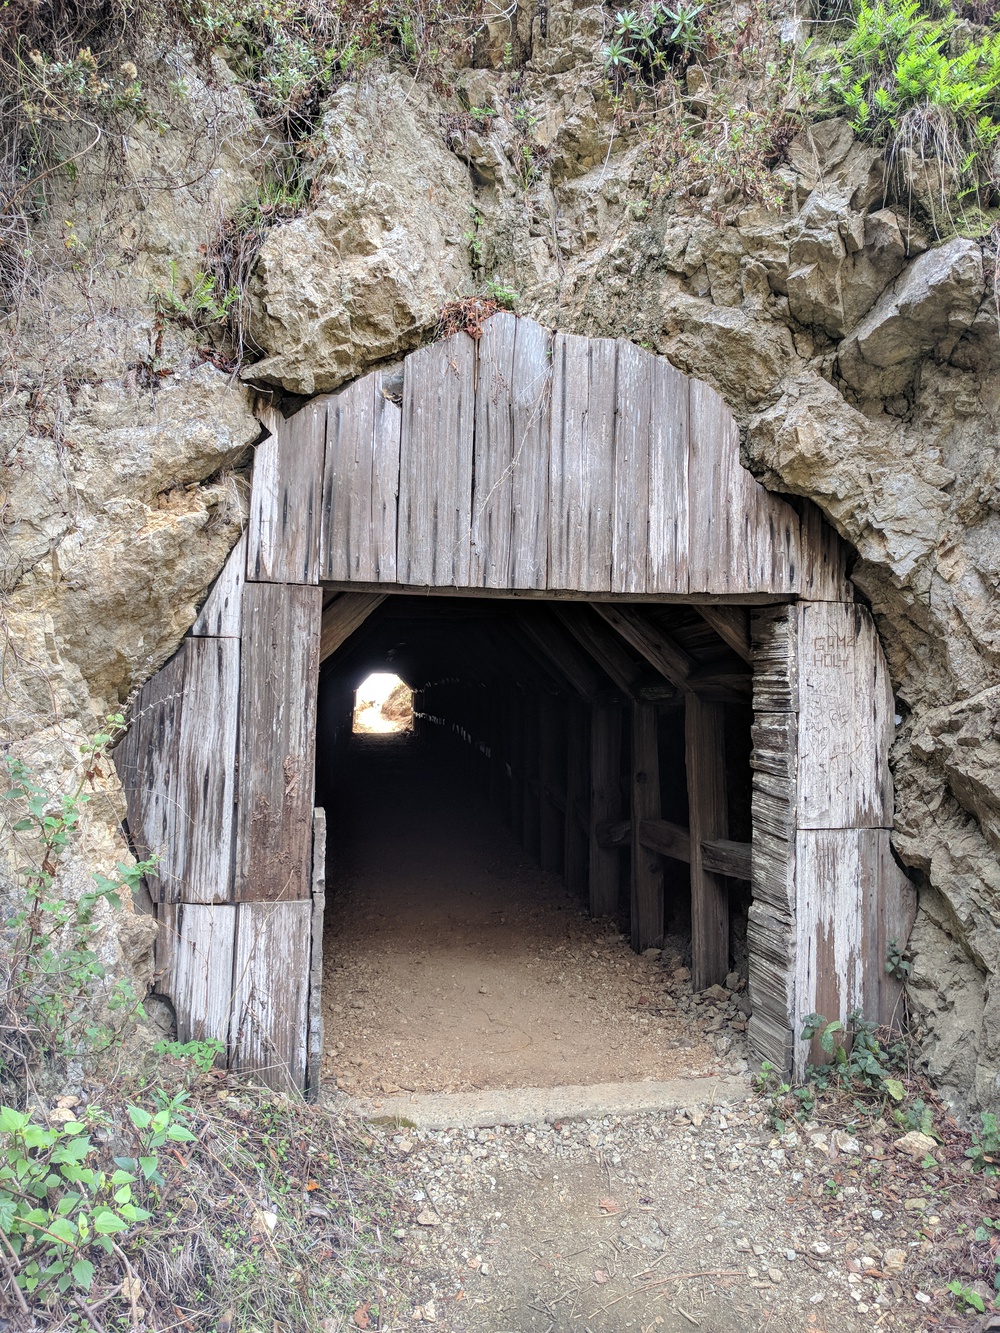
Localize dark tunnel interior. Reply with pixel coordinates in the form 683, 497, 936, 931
314, 595, 755, 969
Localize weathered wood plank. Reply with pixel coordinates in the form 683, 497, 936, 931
702, 837, 752, 880
115, 648, 186, 903
590, 603, 694, 690
230, 900, 313, 1093
470, 313, 518, 588
638, 818, 690, 861
509, 317, 552, 589
751, 606, 799, 713
235, 583, 323, 901
517, 609, 603, 701
306, 807, 326, 1100
548, 333, 617, 591
398, 333, 476, 586
647, 353, 690, 595
158, 902, 236, 1046
248, 399, 326, 584
372, 372, 403, 583
319, 592, 386, 663
799, 498, 853, 603
176, 637, 240, 903
322, 373, 376, 582
686, 694, 729, 989
612, 340, 652, 594
796, 602, 894, 829
631, 701, 664, 951
589, 697, 622, 918
191, 532, 247, 638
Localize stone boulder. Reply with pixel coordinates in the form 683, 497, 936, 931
786, 192, 907, 338
838, 237, 985, 397
247, 75, 475, 395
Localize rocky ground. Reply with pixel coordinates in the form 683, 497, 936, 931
345, 1088, 1000, 1332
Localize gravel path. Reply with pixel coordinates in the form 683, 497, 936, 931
352, 1090, 996, 1332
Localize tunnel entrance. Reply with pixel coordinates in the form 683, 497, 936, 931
352, 672, 413, 734
118, 313, 916, 1095
315, 596, 754, 1095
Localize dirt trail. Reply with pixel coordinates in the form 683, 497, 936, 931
320, 734, 729, 1098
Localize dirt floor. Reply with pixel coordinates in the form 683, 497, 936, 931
321, 733, 731, 1098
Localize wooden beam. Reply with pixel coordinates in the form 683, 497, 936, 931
702, 837, 752, 880
591, 603, 694, 690
553, 606, 645, 697
564, 697, 590, 899
516, 610, 603, 701
589, 697, 622, 918
522, 690, 541, 859
695, 605, 753, 664
686, 694, 729, 989
597, 818, 750, 881
639, 818, 691, 861
319, 593, 386, 663
631, 701, 664, 952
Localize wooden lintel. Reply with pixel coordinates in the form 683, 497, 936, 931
591, 603, 695, 690
319, 592, 386, 663
695, 605, 753, 663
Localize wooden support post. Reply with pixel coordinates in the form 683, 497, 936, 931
538, 694, 563, 873
564, 697, 589, 899
630, 701, 664, 952
488, 690, 505, 812
522, 691, 541, 859
686, 693, 730, 989
589, 697, 622, 918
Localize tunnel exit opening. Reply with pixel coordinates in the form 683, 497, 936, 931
314, 594, 755, 1096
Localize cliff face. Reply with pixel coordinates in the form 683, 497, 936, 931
4, 0, 999, 1111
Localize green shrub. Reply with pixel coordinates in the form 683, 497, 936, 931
603, 0, 706, 89
816, 0, 1000, 206
967, 1111, 1000, 1174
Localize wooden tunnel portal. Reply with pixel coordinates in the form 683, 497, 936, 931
115, 313, 916, 1095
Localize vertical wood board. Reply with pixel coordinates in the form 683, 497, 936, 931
306, 807, 327, 1100
796, 602, 894, 829
248, 399, 326, 584
470, 313, 517, 588
509, 317, 552, 589
548, 333, 617, 591
686, 694, 730, 989
230, 900, 313, 1093
191, 532, 247, 637
612, 340, 652, 594
647, 355, 691, 595
235, 582, 323, 901
631, 701, 664, 951
398, 334, 476, 586
157, 902, 237, 1046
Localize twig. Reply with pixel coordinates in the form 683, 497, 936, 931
678, 1308, 701, 1327
0, 1245, 28, 1315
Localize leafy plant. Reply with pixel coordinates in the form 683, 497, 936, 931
893, 1096, 936, 1136
947, 1278, 987, 1312
603, 0, 705, 89
815, 0, 1000, 216
886, 936, 912, 981
967, 1111, 1000, 1175
153, 261, 239, 330
801, 1009, 908, 1099
483, 276, 519, 309
2, 730, 156, 1082
0, 1098, 193, 1299
154, 1038, 226, 1072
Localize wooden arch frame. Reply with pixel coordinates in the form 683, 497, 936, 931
116, 314, 915, 1093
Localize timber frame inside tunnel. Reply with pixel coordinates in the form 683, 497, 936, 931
114, 313, 916, 1095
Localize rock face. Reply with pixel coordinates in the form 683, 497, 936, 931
5, 2, 1000, 1114
247, 76, 475, 395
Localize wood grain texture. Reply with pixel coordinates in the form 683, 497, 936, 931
647, 354, 691, 595
516, 609, 603, 701
158, 902, 236, 1045
686, 693, 729, 989
306, 807, 326, 1100
548, 333, 617, 591
612, 340, 652, 594
589, 697, 622, 918
248, 399, 326, 584
398, 333, 476, 586
591, 602, 693, 689
796, 602, 894, 829
509, 316, 552, 589
470, 313, 517, 588
799, 499, 854, 603
553, 606, 643, 697
695, 605, 752, 663
631, 701, 664, 951
235, 582, 322, 901
191, 532, 247, 637
115, 648, 186, 902
230, 900, 313, 1093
